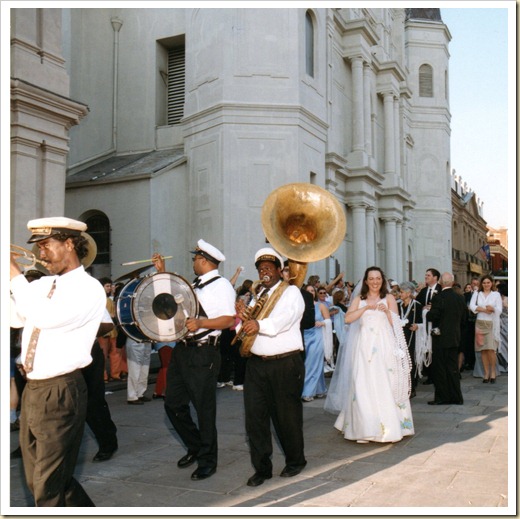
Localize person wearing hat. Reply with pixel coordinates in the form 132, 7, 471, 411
10, 217, 106, 506
237, 248, 307, 487
153, 239, 236, 481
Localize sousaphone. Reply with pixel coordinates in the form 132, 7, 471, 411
261, 183, 347, 287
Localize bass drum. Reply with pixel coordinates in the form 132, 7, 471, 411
116, 272, 198, 343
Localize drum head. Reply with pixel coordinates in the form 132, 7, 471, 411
132, 272, 198, 342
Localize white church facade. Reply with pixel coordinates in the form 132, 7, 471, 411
10, 7, 455, 285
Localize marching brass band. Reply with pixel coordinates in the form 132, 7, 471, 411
10, 183, 348, 502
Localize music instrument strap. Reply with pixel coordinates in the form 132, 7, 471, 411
190, 275, 221, 340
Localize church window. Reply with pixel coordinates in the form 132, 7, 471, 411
419, 64, 433, 97
167, 46, 186, 125
305, 11, 315, 78
85, 213, 110, 265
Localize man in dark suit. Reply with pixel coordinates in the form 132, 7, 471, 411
426, 272, 467, 405
416, 268, 442, 307
416, 268, 442, 384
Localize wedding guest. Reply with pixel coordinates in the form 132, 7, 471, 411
469, 275, 502, 383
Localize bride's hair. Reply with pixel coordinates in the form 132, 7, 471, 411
359, 266, 389, 300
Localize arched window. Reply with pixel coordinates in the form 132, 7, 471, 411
305, 11, 314, 78
84, 213, 110, 265
419, 64, 433, 97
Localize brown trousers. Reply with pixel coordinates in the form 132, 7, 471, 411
20, 370, 94, 507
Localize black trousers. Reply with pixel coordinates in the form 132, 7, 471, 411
218, 329, 248, 385
463, 320, 476, 368
431, 344, 463, 404
244, 353, 306, 477
20, 370, 95, 507
164, 342, 221, 469
82, 341, 118, 452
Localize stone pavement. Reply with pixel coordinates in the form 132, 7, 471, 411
8, 359, 511, 512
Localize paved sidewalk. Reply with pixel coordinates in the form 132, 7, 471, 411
8, 367, 511, 512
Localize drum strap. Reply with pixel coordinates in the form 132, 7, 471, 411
191, 275, 221, 341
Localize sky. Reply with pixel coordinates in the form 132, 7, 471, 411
440, 5, 513, 230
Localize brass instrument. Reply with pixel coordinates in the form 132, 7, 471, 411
234, 183, 347, 356
261, 182, 347, 287
10, 244, 49, 270
231, 278, 270, 347
233, 279, 290, 357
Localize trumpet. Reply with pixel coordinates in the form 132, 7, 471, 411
10, 244, 49, 269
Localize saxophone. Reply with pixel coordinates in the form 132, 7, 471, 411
232, 277, 290, 357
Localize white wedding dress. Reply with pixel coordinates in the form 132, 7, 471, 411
333, 299, 415, 443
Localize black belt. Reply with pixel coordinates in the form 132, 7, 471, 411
181, 335, 220, 348
254, 350, 300, 361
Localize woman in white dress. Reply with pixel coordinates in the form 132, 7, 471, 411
329, 267, 414, 443
469, 275, 502, 383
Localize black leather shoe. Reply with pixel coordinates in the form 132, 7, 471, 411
127, 399, 144, 405
93, 448, 117, 462
247, 473, 272, 487
177, 453, 197, 468
138, 395, 152, 402
280, 462, 307, 477
489, 378, 496, 384
191, 466, 216, 480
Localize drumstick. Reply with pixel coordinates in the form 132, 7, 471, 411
121, 255, 173, 266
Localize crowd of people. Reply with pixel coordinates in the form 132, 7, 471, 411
10, 215, 507, 506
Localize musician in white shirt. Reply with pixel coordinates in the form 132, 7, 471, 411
238, 248, 306, 487
153, 239, 235, 482
10, 217, 105, 507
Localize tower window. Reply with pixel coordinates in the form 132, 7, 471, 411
419, 64, 433, 97
305, 11, 314, 78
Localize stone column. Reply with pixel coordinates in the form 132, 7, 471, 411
351, 57, 365, 152
383, 92, 395, 174
351, 203, 367, 281
394, 96, 401, 178
363, 64, 372, 156
366, 207, 376, 267
396, 220, 403, 282
383, 217, 397, 280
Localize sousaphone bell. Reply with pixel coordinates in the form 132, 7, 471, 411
261, 183, 347, 287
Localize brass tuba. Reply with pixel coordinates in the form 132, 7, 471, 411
261, 182, 347, 287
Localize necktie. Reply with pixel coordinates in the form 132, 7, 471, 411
24, 280, 56, 374
426, 287, 432, 305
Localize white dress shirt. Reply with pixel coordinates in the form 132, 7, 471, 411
249, 281, 305, 356
10, 266, 106, 379
193, 269, 236, 338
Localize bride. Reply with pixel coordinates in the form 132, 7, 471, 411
325, 266, 414, 443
